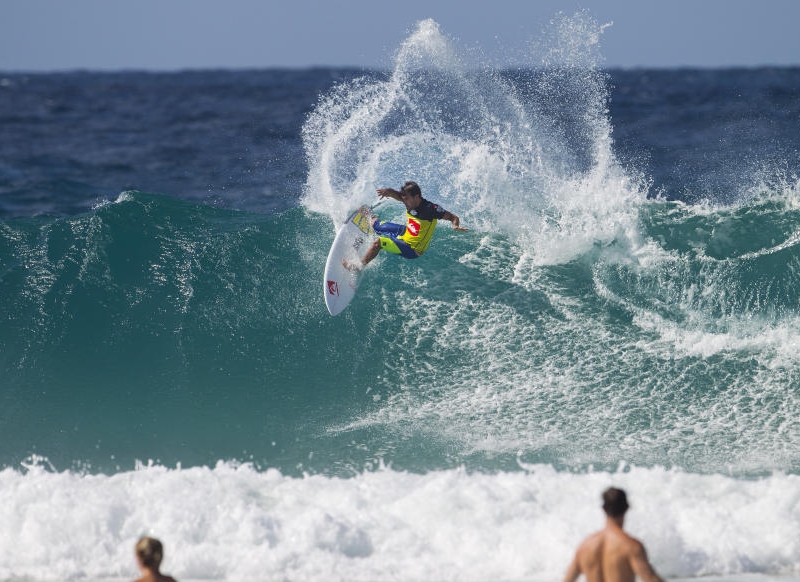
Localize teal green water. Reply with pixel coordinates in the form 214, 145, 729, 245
3, 187, 800, 476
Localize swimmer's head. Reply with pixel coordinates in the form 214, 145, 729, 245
135, 536, 164, 570
602, 487, 630, 518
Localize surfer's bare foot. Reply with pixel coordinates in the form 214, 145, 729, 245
342, 258, 363, 273
356, 206, 378, 227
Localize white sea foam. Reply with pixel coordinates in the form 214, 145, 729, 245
300, 14, 646, 264
2, 459, 800, 582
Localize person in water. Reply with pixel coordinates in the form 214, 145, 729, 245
343, 181, 467, 271
562, 487, 664, 582
134, 536, 178, 582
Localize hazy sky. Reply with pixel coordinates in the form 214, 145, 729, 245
2, 0, 799, 71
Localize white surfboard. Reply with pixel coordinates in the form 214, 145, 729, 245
323, 206, 376, 315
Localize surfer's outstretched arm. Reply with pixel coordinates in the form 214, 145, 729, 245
377, 188, 403, 202
442, 210, 468, 231
379, 187, 467, 231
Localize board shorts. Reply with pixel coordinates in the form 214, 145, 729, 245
374, 221, 419, 259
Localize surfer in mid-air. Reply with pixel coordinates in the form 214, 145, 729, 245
343, 181, 467, 272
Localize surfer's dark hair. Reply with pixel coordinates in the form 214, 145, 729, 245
602, 487, 629, 517
401, 181, 421, 197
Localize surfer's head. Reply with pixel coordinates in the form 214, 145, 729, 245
399, 181, 422, 210
400, 181, 421, 198
601, 487, 629, 518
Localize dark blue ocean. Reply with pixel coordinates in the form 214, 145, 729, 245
3, 16, 800, 582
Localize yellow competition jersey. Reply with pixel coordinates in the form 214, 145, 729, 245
399, 198, 447, 255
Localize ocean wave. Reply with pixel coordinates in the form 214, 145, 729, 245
2, 458, 800, 581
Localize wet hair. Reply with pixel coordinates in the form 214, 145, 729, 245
135, 536, 164, 570
400, 181, 421, 197
602, 487, 630, 517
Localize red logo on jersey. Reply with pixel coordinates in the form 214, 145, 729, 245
327, 280, 339, 296
407, 218, 421, 237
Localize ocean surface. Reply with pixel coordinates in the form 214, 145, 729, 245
3, 15, 800, 582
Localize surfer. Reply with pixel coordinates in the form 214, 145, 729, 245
562, 487, 664, 582
343, 181, 467, 271
134, 536, 178, 582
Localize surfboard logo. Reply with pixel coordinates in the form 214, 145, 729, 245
327, 280, 339, 296
407, 218, 420, 237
